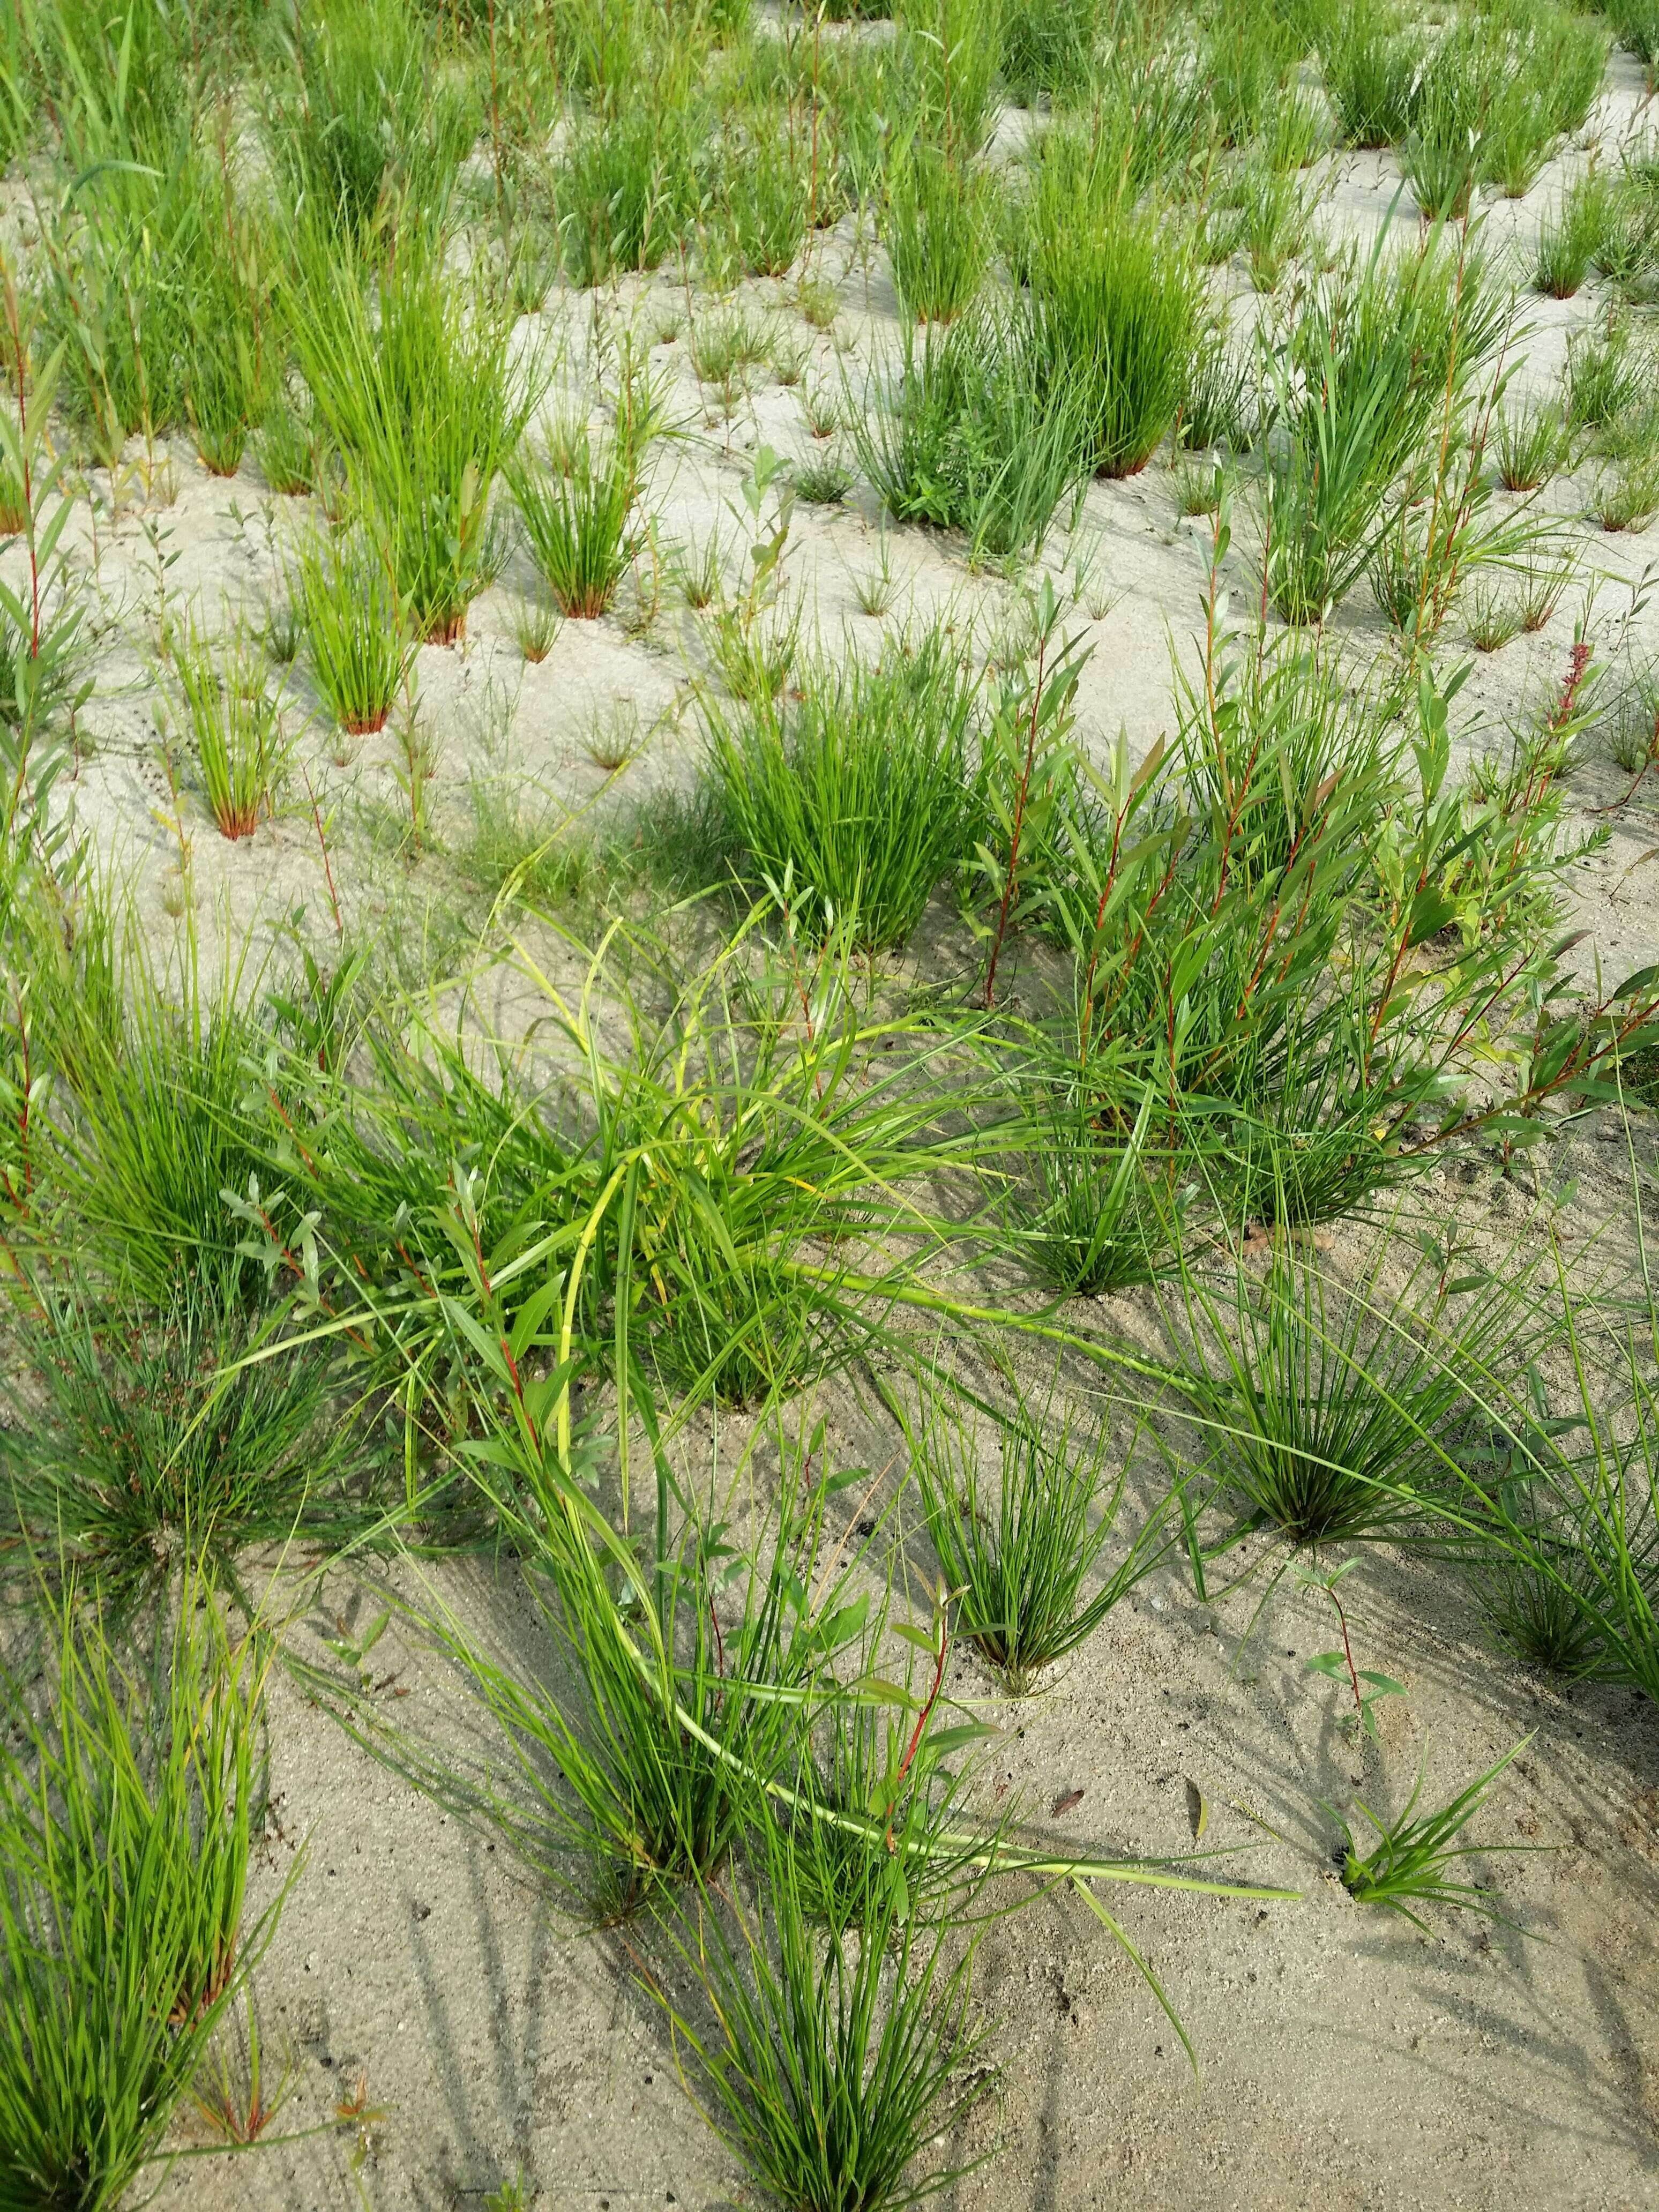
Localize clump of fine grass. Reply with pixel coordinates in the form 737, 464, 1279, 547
0, 1587, 289, 2212
1004, 1081, 1175, 1294
165, 610, 290, 841
1564, 316, 1643, 435
786, 1687, 994, 1940
509, 383, 659, 619
1178, 341, 1259, 455
1466, 576, 1522, 653
791, 447, 855, 507
289, 221, 542, 644
907, 1372, 1176, 1693
1493, 397, 1570, 493
266, 0, 475, 238
1534, 174, 1615, 300
1264, 233, 1508, 623
451, 774, 597, 911
651, 1795, 998, 2212
849, 303, 1091, 563
699, 618, 984, 949
1334, 1741, 1535, 1930
1, 1271, 372, 1586
1029, 190, 1204, 477
43, 957, 271, 1307
425, 1416, 873, 1916
1593, 446, 1659, 533
1324, 0, 1423, 149
1000, 0, 1104, 108
292, 524, 413, 737
254, 394, 314, 495
883, 140, 990, 324
1169, 1232, 1551, 1550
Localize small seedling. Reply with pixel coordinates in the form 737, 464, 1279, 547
263, 596, 302, 667
509, 590, 562, 663
1516, 549, 1578, 632
1333, 1738, 1538, 1930
1594, 451, 1659, 534
1466, 577, 1521, 653
802, 379, 842, 440
792, 447, 854, 506
582, 698, 645, 772
1493, 398, 1568, 493
670, 522, 729, 611
323, 1607, 391, 1691
771, 332, 810, 387
256, 400, 315, 497
1172, 457, 1223, 518
849, 521, 897, 616
797, 276, 840, 330
483, 2175, 533, 2212
691, 307, 775, 387
1297, 1560, 1406, 1743
193, 1992, 299, 2147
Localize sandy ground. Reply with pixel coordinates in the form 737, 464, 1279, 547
11, 31, 1659, 2212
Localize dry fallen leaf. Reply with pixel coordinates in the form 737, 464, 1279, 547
1185, 1778, 1209, 1840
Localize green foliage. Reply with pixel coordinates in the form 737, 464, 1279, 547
908, 1374, 1174, 1691
1205, 0, 1303, 146
1, 1272, 375, 1585
1265, 230, 1507, 622
850, 304, 1092, 561
1322, 0, 1422, 147
1564, 313, 1642, 432
0, 1588, 287, 2212
999, 0, 1102, 105
1606, 0, 1659, 71
883, 141, 989, 324
423, 1409, 871, 1918
0, 275, 91, 763
254, 393, 315, 496
786, 1681, 993, 1939
969, 580, 1088, 1005
293, 523, 412, 737
43, 959, 268, 1306
700, 619, 985, 949
266, 0, 477, 240
165, 611, 290, 842
556, 66, 701, 286
1028, 180, 1202, 477
895, 0, 1002, 155
34, 38, 274, 459
653, 1794, 997, 2212
1493, 395, 1569, 491
1169, 1228, 1550, 1549
1327, 0, 1606, 187
1004, 1076, 1175, 1294
1335, 1740, 1534, 1929
1179, 343, 1260, 453
452, 774, 595, 911
509, 387, 656, 619
254, 908, 986, 1409
289, 225, 544, 642
712, 111, 817, 280
1456, 1265, 1659, 1705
